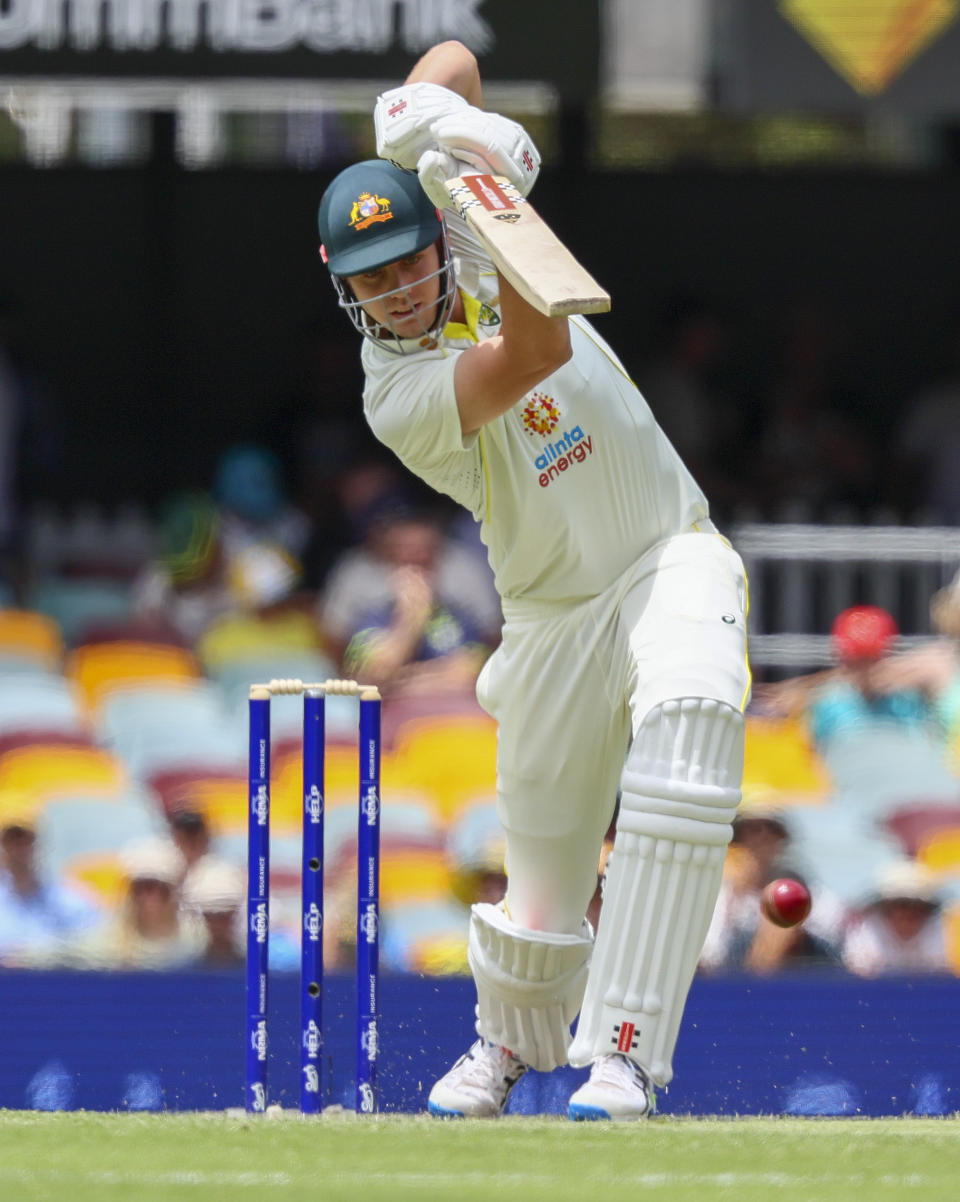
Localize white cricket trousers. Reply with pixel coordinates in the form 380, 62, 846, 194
475, 528, 750, 934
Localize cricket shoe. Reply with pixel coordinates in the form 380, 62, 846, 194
567, 1054, 654, 1121
427, 1039, 529, 1118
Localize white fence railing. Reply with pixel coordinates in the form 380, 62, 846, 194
730, 523, 960, 670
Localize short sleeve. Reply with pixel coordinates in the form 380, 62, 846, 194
363, 348, 486, 516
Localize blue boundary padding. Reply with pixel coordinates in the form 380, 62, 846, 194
1, 970, 957, 1116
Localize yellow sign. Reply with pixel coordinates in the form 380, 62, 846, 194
780, 0, 959, 94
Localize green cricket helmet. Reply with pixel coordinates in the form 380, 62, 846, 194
318, 159, 455, 351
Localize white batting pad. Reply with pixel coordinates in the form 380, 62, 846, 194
468, 902, 593, 1072
567, 698, 744, 1086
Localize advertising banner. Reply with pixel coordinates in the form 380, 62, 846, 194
0, 0, 600, 100
716, 0, 960, 116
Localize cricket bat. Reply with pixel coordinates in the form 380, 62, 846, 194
443, 174, 611, 318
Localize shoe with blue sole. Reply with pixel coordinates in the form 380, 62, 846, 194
568, 1054, 654, 1121
428, 1039, 529, 1118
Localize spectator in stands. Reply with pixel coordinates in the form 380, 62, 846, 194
0, 791, 103, 960
752, 605, 941, 751
808, 607, 940, 748
168, 808, 213, 874
51, 837, 205, 971
214, 443, 312, 563
862, 568, 960, 754
296, 454, 412, 592
195, 542, 323, 675
637, 294, 745, 514
699, 801, 844, 975
841, 860, 952, 977
131, 492, 235, 644
169, 807, 241, 898
182, 856, 246, 966
891, 317, 960, 523
320, 500, 500, 698
751, 298, 879, 517
253, 324, 372, 590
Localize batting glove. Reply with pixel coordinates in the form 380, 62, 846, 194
429, 108, 541, 197
374, 82, 469, 171
417, 149, 473, 210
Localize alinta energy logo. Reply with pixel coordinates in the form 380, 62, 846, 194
521, 393, 595, 488
522, 393, 560, 436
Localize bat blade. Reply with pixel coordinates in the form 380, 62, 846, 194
443, 174, 611, 318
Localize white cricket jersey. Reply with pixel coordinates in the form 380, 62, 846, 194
361, 213, 709, 603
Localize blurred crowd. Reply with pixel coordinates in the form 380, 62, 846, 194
633, 294, 960, 525
0, 432, 513, 976
1, 287, 960, 981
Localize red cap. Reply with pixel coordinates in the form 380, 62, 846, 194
831, 605, 898, 663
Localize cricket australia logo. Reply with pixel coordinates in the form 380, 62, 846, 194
477, 302, 501, 327
303, 1064, 320, 1094
358, 1082, 375, 1113
522, 392, 560, 436
250, 1082, 266, 1112
350, 192, 394, 232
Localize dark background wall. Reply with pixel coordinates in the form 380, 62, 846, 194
3, 161, 959, 505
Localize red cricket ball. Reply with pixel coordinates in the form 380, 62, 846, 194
760, 877, 812, 928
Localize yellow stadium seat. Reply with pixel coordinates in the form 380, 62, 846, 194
62, 853, 127, 907
380, 849, 453, 907
390, 715, 498, 820
0, 608, 64, 671
742, 716, 831, 804
409, 932, 470, 976
0, 744, 126, 800
65, 641, 202, 713
916, 827, 960, 877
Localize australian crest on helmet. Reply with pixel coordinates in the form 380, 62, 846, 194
350, 191, 394, 232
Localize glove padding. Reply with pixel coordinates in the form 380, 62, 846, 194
429, 108, 540, 198
417, 149, 474, 210
374, 82, 468, 171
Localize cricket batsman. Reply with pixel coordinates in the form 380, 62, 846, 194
316, 40, 750, 1120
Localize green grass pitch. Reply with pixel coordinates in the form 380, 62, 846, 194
1, 1111, 959, 1202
